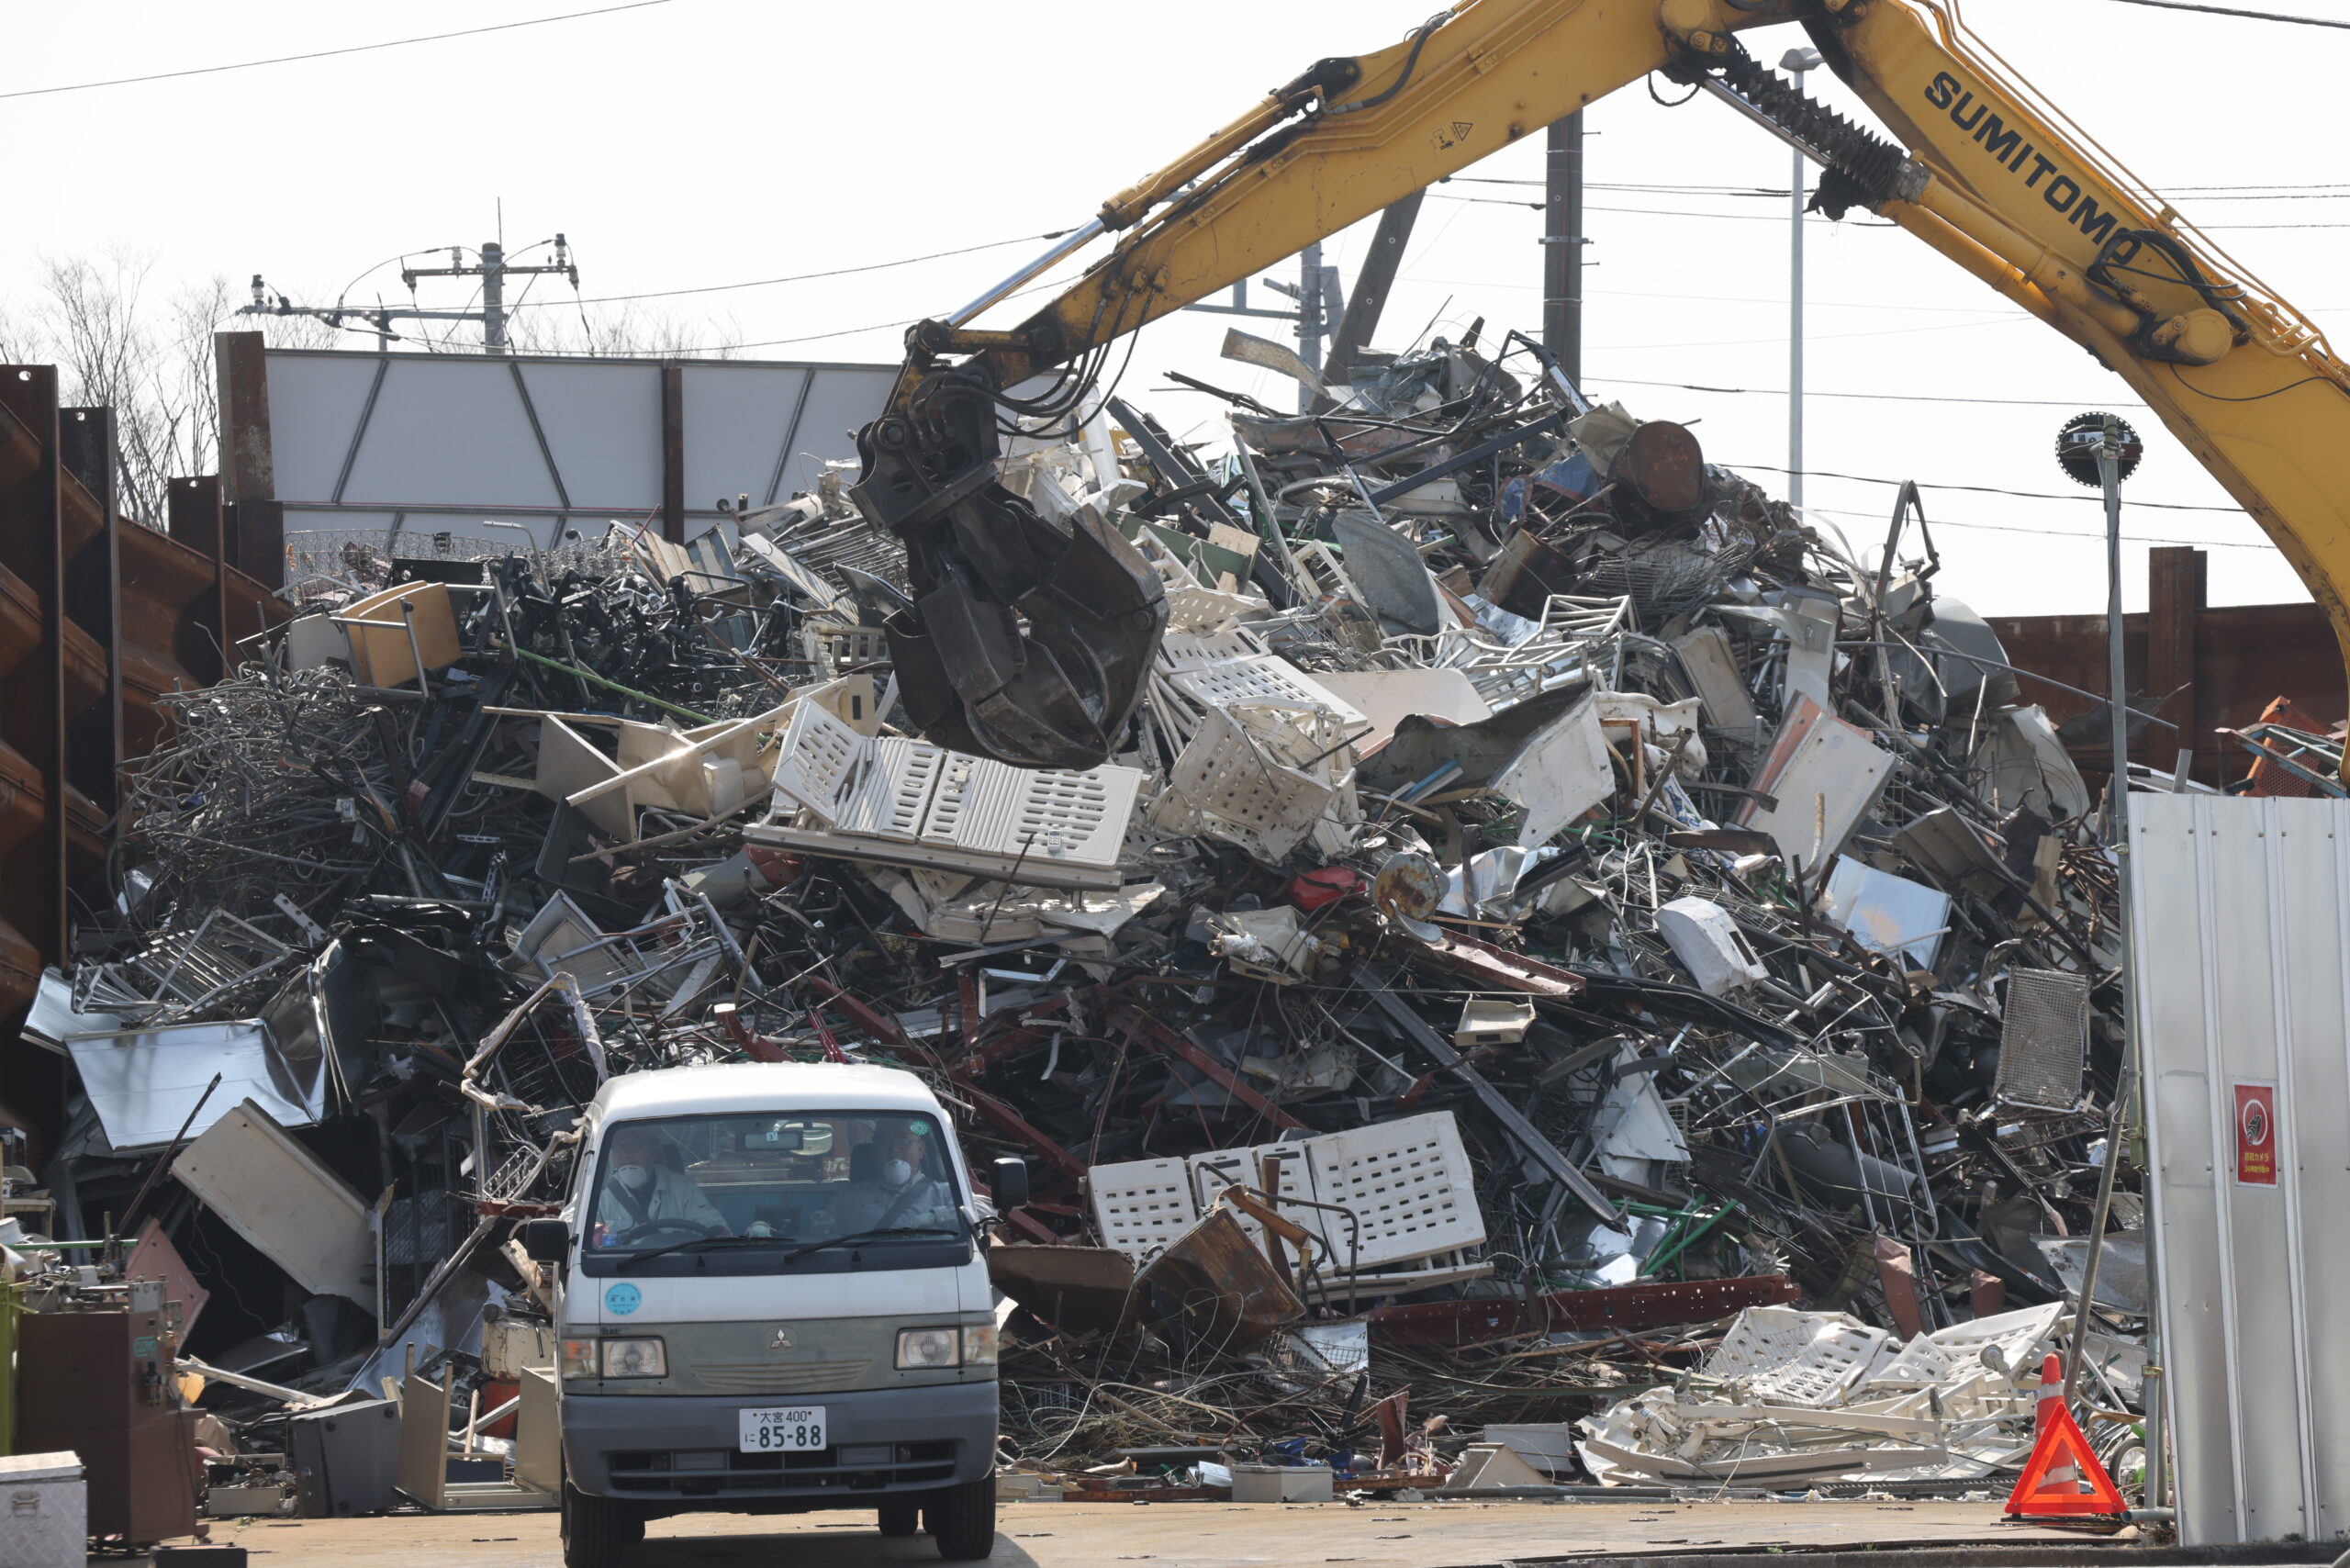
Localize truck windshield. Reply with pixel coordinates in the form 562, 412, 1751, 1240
588, 1110, 961, 1255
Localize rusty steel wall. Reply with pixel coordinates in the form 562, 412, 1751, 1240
1989, 545, 2344, 789
0, 363, 286, 1162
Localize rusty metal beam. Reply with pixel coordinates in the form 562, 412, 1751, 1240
807, 975, 1091, 1178
214, 332, 273, 508
1359, 965, 1618, 1222
1110, 1003, 1305, 1132
1363, 1273, 1798, 1348
2146, 544, 2204, 775
0, 366, 67, 978
59, 407, 121, 817
660, 364, 686, 545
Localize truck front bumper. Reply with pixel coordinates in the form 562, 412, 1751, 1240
562, 1380, 995, 1503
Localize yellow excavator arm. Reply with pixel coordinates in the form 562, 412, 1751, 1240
854, 0, 2350, 773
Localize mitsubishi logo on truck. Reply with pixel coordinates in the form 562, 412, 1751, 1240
1922, 72, 2121, 249
770, 1327, 795, 1350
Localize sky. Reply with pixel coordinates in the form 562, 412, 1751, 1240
6, 0, 2346, 618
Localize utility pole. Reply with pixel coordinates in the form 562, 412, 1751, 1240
241, 235, 578, 353
403, 239, 577, 355
1186, 248, 1343, 413
1783, 49, 1822, 510
1298, 241, 1326, 382
1542, 112, 1585, 384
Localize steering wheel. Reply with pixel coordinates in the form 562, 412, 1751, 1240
617, 1218, 726, 1246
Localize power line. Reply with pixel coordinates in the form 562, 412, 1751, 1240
1808, 506, 2275, 552
1587, 371, 2150, 410
2088, 0, 2350, 28
582, 274, 1076, 358
1432, 189, 2350, 231
507, 231, 1070, 309
1451, 174, 2350, 200
0, 1, 676, 100
1428, 191, 1894, 226
1731, 459, 2246, 513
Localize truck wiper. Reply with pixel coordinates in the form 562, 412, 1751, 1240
777, 1226, 961, 1265
616, 1234, 792, 1273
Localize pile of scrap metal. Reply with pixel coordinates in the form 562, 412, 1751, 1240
6, 325, 2146, 1500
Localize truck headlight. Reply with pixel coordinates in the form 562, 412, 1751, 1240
960, 1325, 998, 1367
895, 1327, 959, 1369
600, 1338, 667, 1378
560, 1338, 599, 1380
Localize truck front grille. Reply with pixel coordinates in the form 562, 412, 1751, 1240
606, 1441, 958, 1495
688, 1358, 873, 1393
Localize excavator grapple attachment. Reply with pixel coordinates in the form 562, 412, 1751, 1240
851, 370, 1167, 770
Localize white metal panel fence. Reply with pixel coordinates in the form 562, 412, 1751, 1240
2132, 793, 2350, 1546
262, 348, 892, 555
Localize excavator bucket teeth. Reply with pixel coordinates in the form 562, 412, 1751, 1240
853, 382, 1168, 770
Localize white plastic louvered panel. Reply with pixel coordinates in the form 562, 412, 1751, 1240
1304, 1111, 1485, 1269
1698, 1306, 1895, 1408
770, 700, 868, 824
1190, 1143, 1316, 1258
1089, 1113, 1486, 1272
920, 756, 1142, 873
1158, 626, 1268, 673
1089, 1158, 1200, 1258
1169, 655, 1367, 726
836, 737, 945, 841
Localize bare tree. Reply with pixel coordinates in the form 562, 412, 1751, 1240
507, 298, 743, 359
7, 251, 342, 528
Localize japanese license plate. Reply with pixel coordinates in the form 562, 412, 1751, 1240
738, 1406, 828, 1452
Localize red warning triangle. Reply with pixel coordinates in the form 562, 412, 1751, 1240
2005, 1400, 2126, 1517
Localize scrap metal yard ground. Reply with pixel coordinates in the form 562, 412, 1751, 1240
171, 1500, 2112, 1566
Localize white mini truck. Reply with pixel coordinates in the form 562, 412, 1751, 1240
519, 1061, 1026, 1566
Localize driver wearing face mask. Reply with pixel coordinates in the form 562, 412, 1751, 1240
594, 1124, 729, 1247
833, 1127, 957, 1235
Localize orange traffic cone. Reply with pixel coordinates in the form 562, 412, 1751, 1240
2006, 1353, 2125, 1518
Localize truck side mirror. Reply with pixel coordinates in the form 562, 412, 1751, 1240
518, 1217, 569, 1262
990, 1157, 1030, 1210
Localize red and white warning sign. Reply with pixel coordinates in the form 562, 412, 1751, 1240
2234, 1082, 2277, 1187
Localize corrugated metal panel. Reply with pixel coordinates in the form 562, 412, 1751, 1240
2132, 794, 2350, 1545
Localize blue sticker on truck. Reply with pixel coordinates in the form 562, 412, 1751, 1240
605, 1282, 642, 1316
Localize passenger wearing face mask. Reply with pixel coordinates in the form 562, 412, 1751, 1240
593, 1123, 729, 1247
832, 1127, 957, 1236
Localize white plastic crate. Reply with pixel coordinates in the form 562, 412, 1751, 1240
1698, 1306, 1894, 1408
1305, 1111, 1486, 1267
1165, 709, 1335, 863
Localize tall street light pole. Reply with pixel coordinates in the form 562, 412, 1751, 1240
1783, 48, 1823, 510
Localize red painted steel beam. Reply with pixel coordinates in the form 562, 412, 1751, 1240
1110, 1003, 1305, 1132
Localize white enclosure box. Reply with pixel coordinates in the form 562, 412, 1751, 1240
1230, 1464, 1334, 1504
